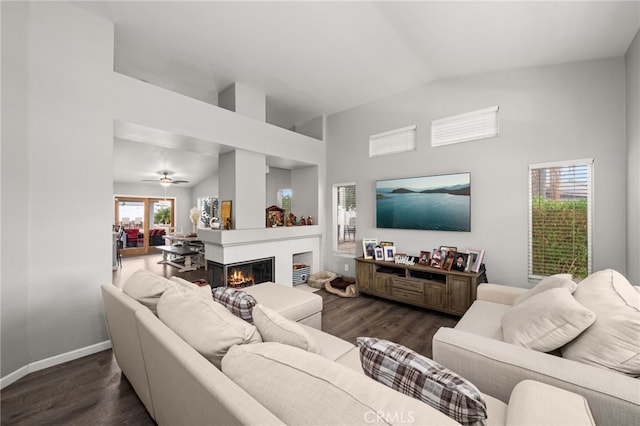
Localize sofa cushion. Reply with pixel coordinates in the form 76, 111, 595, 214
242, 283, 322, 324
252, 304, 320, 354
169, 276, 213, 300
502, 287, 596, 352
212, 286, 257, 323
222, 342, 459, 426
357, 337, 487, 426
513, 273, 576, 306
455, 300, 511, 340
157, 286, 262, 368
122, 269, 173, 314
562, 269, 640, 376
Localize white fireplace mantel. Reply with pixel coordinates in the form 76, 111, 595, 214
198, 226, 322, 286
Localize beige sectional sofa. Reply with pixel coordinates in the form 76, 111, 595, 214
433, 270, 640, 426
101, 270, 596, 425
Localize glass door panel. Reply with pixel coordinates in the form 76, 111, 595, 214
115, 196, 175, 256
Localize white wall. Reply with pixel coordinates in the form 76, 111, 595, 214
1, 2, 114, 380
113, 182, 194, 233
266, 167, 291, 207
626, 29, 640, 285
325, 58, 628, 287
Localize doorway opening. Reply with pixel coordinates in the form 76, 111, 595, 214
115, 196, 175, 256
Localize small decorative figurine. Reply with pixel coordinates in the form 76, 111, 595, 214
300, 216, 306, 226
307, 215, 314, 225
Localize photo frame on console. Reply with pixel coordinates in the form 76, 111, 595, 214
418, 250, 431, 265
384, 246, 396, 261
466, 248, 485, 273
363, 238, 378, 259
374, 246, 385, 261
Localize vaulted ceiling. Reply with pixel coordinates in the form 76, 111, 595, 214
73, 1, 640, 187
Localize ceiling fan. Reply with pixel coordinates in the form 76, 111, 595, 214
142, 172, 189, 187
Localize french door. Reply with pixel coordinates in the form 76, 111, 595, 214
114, 196, 175, 256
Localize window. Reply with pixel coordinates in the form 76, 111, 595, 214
431, 106, 499, 147
333, 183, 356, 255
369, 125, 416, 158
529, 159, 593, 280
277, 189, 292, 216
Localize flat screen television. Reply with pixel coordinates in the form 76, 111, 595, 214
376, 172, 471, 231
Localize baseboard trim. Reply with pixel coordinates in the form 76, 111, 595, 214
0, 340, 112, 389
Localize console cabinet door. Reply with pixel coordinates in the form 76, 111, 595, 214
373, 274, 391, 296
424, 282, 446, 310
356, 261, 374, 292
448, 276, 472, 315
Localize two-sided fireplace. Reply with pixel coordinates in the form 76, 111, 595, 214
208, 257, 274, 288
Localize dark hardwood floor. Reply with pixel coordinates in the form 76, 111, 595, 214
1, 253, 458, 425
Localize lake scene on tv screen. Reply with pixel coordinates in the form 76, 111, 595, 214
376, 173, 470, 231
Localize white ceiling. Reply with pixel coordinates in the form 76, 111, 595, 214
72, 1, 640, 187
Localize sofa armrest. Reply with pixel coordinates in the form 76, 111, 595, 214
506, 380, 595, 426
477, 283, 526, 305
433, 327, 640, 426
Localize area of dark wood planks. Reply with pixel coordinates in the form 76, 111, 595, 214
1, 254, 458, 425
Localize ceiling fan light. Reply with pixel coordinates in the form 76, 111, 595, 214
160, 178, 172, 187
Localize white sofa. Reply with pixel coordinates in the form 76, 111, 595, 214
433, 276, 640, 426
101, 272, 596, 425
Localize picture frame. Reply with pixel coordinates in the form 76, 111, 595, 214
442, 255, 454, 271
362, 238, 378, 259
265, 205, 285, 227
220, 200, 232, 230
450, 252, 470, 272
384, 245, 396, 261
418, 250, 431, 265
379, 241, 394, 247
374, 246, 385, 261
439, 246, 457, 256
466, 248, 485, 273
430, 247, 444, 269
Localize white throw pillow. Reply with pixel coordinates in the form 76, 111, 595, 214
502, 287, 596, 352
252, 304, 320, 354
122, 269, 172, 314
157, 286, 262, 368
222, 342, 459, 426
562, 269, 640, 376
513, 274, 576, 306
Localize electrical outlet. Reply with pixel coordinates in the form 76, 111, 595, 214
344, 264, 349, 272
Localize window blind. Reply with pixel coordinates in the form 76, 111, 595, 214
369, 125, 417, 158
431, 106, 499, 147
528, 159, 593, 280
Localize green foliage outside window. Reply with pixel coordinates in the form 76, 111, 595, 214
531, 196, 588, 279
154, 207, 171, 224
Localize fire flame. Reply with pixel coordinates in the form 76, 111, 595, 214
228, 269, 255, 287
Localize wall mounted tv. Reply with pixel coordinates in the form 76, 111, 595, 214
376, 172, 471, 232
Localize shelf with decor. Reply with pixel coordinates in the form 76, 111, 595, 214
354, 257, 487, 316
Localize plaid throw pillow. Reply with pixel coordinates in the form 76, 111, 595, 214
212, 287, 257, 323
357, 337, 487, 426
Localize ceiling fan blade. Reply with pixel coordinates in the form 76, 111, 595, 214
172, 180, 189, 184
141, 179, 158, 182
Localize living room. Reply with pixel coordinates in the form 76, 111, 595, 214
2, 1, 639, 424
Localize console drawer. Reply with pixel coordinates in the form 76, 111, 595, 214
391, 287, 424, 304
392, 277, 424, 293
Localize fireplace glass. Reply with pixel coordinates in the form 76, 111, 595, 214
208, 257, 274, 288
